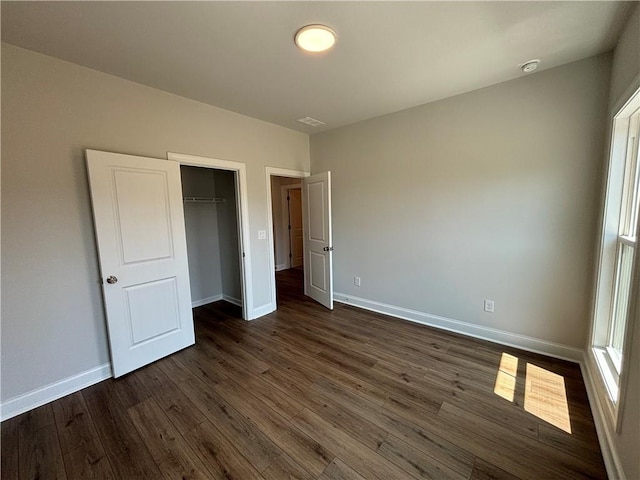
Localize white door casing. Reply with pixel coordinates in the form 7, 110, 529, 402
168, 151, 252, 319
86, 150, 194, 377
302, 171, 333, 309
265, 167, 310, 313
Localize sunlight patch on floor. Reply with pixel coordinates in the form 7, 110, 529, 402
494, 353, 572, 434
494, 352, 518, 402
524, 363, 572, 433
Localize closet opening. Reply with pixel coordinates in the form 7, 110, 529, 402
180, 165, 244, 315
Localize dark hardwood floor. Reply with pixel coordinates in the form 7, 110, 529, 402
1, 268, 607, 479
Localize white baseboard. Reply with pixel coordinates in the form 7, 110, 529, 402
581, 352, 626, 480
192, 294, 223, 308
250, 302, 276, 320
223, 294, 242, 307
334, 292, 583, 362
275, 263, 288, 272
1, 363, 112, 421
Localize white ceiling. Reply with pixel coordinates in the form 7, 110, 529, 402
1, 1, 632, 134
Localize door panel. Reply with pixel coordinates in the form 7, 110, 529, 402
86, 150, 194, 377
302, 172, 333, 309
309, 251, 327, 290
114, 169, 174, 263
307, 182, 326, 241
124, 277, 181, 344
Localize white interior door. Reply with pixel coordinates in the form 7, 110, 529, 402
302, 172, 333, 309
288, 188, 304, 268
86, 150, 194, 377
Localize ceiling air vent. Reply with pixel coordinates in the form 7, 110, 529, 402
297, 116, 325, 127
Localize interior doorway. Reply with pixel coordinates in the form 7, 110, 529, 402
265, 168, 309, 310
266, 168, 334, 311
270, 176, 303, 298
285, 186, 304, 269
272, 178, 303, 271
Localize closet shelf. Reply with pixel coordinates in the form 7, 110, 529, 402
183, 196, 226, 204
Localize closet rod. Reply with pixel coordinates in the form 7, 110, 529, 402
183, 196, 226, 204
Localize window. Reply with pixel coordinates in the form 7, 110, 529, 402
592, 87, 639, 409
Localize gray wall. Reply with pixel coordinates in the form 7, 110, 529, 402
601, 5, 640, 479
311, 54, 611, 349
1, 44, 309, 402
181, 166, 223, 303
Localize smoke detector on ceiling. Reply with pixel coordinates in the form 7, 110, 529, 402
519, 59, 541, 73
297, 116, 326, 127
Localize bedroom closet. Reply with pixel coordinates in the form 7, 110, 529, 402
180, 165, 243, 309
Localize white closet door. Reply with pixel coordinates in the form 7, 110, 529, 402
86, 150, 194, 377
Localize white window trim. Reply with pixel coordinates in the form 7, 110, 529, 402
591, 86, 640, 431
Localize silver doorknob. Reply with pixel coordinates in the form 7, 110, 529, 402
106, 276, 118, 284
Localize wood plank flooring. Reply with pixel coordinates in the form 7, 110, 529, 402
1, 268, 607, 479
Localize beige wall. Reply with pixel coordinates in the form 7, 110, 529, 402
1, 44, 309, 402
602, 5, 640, 479
311, 54, 611, 349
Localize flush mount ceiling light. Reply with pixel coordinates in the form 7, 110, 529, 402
520, 59, 541, 73
295, 24, 336, 53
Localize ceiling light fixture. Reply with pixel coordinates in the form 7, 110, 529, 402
520, 59, 541, 73
295, 24, 336, 53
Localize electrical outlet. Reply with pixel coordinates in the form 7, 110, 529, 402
354, 276, 361, 287
484, 299, 495, 313
258, 230, 266, 240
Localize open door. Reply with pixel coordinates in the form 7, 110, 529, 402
288, 188, 304, 268
86, 150, 194, 377
302, 171, 333, 309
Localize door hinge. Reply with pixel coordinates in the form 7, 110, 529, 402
242, 252, 246, 258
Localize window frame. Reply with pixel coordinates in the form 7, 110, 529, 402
591, 87, 640, 429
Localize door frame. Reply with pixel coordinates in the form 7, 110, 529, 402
169, 152, 253, 320
265, 167, 310, 310
281, 184, 302, 270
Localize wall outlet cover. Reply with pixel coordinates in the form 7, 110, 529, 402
484, 300, 495, 313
